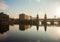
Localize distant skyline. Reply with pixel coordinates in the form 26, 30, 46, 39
0, 0, 60, 18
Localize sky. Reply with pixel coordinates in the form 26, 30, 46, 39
0, 0, 60, 18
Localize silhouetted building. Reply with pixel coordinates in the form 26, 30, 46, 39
19, 13, 31, 21
9, 18, 14, 25
14, 18, 19, 24
0, 12, 9, 25
19, 13, 33, 24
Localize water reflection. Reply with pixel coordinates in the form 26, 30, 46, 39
19, 24, 32, 31
44, 25, 47, 32
36, 25, 39, 31
36, 24, 47, 31
19, 24, 47, 31
0, 25, 9, 34
19, 24, 47, 32
0, 24, 60, 42
0, 24, 47, 34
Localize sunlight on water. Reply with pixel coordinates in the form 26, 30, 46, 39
47, 22, 50, 24
0, 33, 8, 40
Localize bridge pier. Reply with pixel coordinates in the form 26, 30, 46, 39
50, 21, 54, 25
41, 21, 44, 25
58, 21, 60, 25
41, 20, 47, 25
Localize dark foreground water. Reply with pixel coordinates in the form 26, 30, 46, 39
0, 25, 60, 42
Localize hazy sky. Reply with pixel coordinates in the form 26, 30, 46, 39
0, 0, 60, 18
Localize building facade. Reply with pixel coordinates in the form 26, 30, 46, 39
19, 13, 31, 21
0, 12, 9, 25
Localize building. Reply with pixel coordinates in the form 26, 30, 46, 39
0, 12, 9, 25
19, 13, 31, 21
19, 13, 33, 24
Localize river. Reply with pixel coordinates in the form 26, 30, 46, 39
0, 25, 60, 42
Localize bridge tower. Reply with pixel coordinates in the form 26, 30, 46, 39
41, 13, 47, 25
44, 13, 47, 20
36, 14, 39, 21
36, 14, 39, 24
44, 13, 47, 32
44, 13, 47, 25
36, 14, 39, 31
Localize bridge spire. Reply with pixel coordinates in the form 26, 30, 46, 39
44, 13, 47, 20
37, 14, 39, 19
36, 14, 39, 31
44, 13, 47, 32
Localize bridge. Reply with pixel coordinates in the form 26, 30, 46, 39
36, 14, 60, 25
35, 14, 60, 31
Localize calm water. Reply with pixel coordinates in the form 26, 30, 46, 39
0, 25, 60, 42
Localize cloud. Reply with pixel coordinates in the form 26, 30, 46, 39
0, 0, 8, 10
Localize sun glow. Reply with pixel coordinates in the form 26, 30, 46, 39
57, 28, 60, 34
56, 7, 60, 17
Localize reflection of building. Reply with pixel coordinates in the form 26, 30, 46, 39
19, 13, 32, 21
0, 12, 9, 25
19, 25, 31, 31
0, 25, 9, 34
